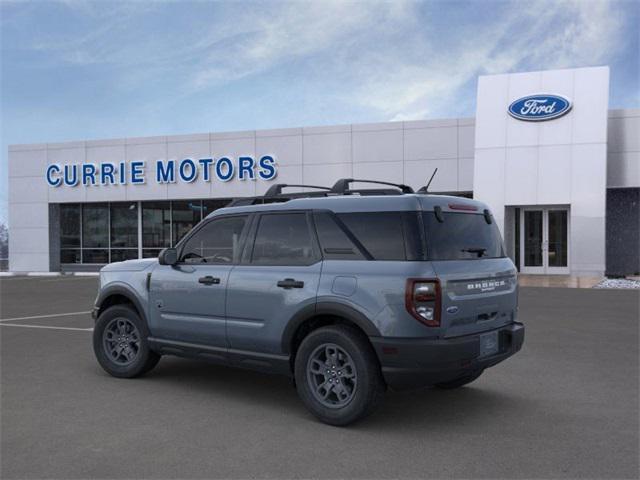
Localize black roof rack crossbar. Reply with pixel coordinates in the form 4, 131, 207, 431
331, 178, 414, 194
264, 183, 332, 197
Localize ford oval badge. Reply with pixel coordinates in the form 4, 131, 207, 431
508, 94, 572, 121
446, 306, 459, 314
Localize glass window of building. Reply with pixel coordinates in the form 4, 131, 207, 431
202, 199, 231, 219
142, 201, 170, 258
111, 202, 138, 262
60, 204, 81, 263
172, 200, 202, 245
82, 203, 109, 263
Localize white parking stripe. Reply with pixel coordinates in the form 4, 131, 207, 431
0, 311, 91, 322
0, 323, 93, 331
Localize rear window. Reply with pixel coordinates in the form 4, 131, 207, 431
335, 212, 421, 261
251, 213, 317, 266
423, 212, 505, 260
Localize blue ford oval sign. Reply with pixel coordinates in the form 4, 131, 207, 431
508, 94, 572, 121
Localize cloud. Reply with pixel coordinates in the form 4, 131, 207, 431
349, 0, 626, 121
2, 0, 631, 121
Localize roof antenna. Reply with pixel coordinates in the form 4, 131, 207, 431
420, 168, 438, 193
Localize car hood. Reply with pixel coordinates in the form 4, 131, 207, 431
100, 258, 157, 272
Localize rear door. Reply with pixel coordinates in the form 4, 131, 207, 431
226, 211, 322, 355
423, 210, 518, 339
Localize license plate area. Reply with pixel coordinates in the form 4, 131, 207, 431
479, 331, 499, 358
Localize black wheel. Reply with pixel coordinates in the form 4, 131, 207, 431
294, 325, 385, 426
435, 369, 484, 389
93, 305, 160, 378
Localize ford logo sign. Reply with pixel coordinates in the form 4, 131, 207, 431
508, 94, 572, 121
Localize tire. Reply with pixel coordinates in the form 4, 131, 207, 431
435, 369, 484, 389
294, 325, 385, 426
93, 304, 160, 378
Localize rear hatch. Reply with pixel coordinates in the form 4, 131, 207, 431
422, 210, 518, 338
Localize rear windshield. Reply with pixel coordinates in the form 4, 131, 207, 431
423, 212, 505, 260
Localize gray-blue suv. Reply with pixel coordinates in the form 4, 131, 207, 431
92, 179, 524, 425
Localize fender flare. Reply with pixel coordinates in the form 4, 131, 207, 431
281, 301, 381, 354
95, 284, 148, 325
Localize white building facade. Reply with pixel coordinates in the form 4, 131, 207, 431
8, 66, 640, 276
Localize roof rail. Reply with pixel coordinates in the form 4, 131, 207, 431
264, 183, 331, 197
331, 178, 414, 194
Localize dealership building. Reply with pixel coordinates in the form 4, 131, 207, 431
7, 66, 640, 276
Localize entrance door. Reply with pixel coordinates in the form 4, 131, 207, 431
520, 208, 569, 274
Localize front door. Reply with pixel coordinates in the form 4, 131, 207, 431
148, 214, 249, 346
519, 208, 569, 274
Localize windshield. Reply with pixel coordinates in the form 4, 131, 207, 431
423, 212, 505, 260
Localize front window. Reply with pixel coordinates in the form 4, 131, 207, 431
180, 216, 248, 264
423, 212, 505, 260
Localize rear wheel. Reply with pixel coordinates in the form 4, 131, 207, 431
93, 305, 160, 378
294, 325, 385, 426
435, 369, 484, 389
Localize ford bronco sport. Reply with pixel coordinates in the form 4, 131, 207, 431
92, 179, 524, 426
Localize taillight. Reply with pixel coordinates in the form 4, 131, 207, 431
405, 279, 441, 327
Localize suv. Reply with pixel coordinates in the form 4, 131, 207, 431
92, 179, 524, 426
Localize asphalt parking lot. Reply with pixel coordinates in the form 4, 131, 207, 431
1, 276, 638, 479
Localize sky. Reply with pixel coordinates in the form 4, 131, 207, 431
1, 0, 638, 225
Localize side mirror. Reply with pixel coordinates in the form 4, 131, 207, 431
158, 248, 178, 266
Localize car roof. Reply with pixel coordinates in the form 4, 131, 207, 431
207, 194, 490, 218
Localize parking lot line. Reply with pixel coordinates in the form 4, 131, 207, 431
0, 323, 93, 331
0, 311, 91, 323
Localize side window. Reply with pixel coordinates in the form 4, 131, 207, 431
313, 212, 365, 260
180, 216, 247, 264
337, 212, 407, 260
251, 213, 316, 266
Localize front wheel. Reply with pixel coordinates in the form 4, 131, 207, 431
294, 325, 385, 426
93, 305, 160, 378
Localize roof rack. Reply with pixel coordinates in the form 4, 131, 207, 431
224, 177, 420, 208
331, 178, 414, 194
264, 183, 332, 197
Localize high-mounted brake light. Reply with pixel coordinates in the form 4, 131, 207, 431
448, 203, 477, 211
405, 279, 441, 327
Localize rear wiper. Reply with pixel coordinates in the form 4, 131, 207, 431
461, 247, 487, 257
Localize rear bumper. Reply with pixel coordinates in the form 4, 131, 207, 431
370, 323, 524, 391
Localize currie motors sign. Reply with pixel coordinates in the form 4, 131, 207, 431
45, 155, 277, 187
508, 94, 572, 121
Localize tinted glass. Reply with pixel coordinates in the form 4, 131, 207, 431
110, 249, 139, 262
82, 204, 109, 248
337, 212, 406, 260
423, 212, 505, 260
180, 216, 247, 264
60, 249, 81, 263
110, 203, 138, 248
60, 204, 80, 248
142, 202, 170, 249
252, 213, 315, 265
313, 212, 364, 260
548, 210, 568, 267
83, 249, 109, 263
172, 200, 202, 244
523, 210, 543, 266
202, 199, 231, 218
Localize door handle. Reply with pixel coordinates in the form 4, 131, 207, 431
198, 276, 220, 285
277, 278, 304, 289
